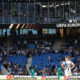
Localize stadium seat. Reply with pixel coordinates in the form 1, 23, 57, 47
7, 55, 26, 70
27, 44, 35, 49
31, 52, 75, 70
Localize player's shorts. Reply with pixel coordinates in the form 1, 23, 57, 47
30, 73, 34, 76
65, 70, 72, 76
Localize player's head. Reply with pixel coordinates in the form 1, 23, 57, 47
58, 65, 61, 68
65, 56, 70, 61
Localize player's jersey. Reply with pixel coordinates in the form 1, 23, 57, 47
30, 67, 36, 76
62, 60, 74, 71
62, 60, 74, 76
30, 69, 35, 75
56, 68, 63, 74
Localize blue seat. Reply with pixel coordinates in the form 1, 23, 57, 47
8, 55, 26, 70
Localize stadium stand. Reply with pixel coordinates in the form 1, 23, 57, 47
0, 47, 79, 75
7, 55, 26, 70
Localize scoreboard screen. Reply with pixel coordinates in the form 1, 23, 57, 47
20, 29, 37, 35
44, 29, 56, 34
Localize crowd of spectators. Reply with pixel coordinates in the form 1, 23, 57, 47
0, 48, 80, 75
0, 36, 80, 75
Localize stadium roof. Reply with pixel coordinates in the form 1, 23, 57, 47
0, 0, 78, 2
0, 0, 80, 24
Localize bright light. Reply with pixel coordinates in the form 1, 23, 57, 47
50, 5, 53, 7
61, 3, 64, 5
56, 5, 59, 7
71, 9, 76, 13
69, 19, 72, 23
73, 10, 76, 13
21, 24, 25, 29
42, 5, 47, 8
65, 3, 67, 5
16, 24, 20, 29
9, 24, 14, 29
67, 2, 70, 5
